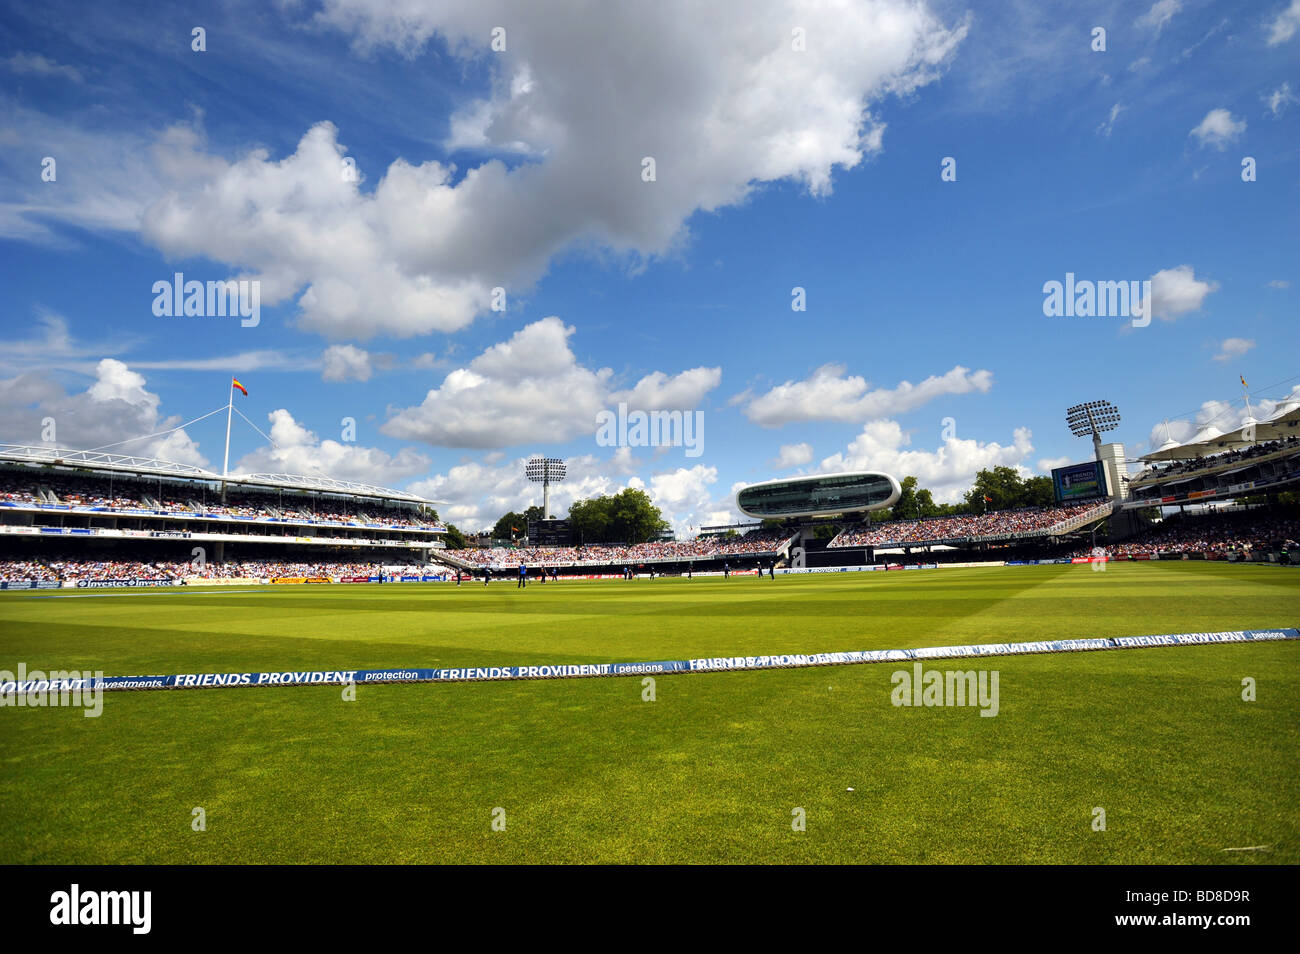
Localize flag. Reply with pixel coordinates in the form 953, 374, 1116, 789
232, 378, 247, 396
1240, 375, 1248, 389
984, 495, 992, 502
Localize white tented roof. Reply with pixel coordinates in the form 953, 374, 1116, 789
0, 444, 441, 505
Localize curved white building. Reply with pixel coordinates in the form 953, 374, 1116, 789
736, 471, 900, 519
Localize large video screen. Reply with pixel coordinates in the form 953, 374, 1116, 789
1052, 461, 1108, 503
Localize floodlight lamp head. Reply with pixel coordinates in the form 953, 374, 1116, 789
525, 457, 566, 483
1065, 399, 1121, 437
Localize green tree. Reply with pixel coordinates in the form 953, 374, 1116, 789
1023, 475, 1055, 508
965, 466, 1026, 512
892, 475, 920, 521
915, 487, 939, 517
568, 488, 669, 544
490, 505, 545, 541
442, 524, 467, 549
878, 477, 944, 521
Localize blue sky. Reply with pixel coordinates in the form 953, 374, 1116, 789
1, 0, 1297, 532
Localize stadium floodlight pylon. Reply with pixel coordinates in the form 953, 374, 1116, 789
525, 457, 566, 520
1066, 400, 1121, 463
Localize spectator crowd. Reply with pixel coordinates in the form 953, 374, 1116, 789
454, 529, 796, 568
0, 556, 429, 583
1132, 436, 1300, 486
1083, 510, 1300, 558
0, 471, 442, 530
829, 502, 1107, 548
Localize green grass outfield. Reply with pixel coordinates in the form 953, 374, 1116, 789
1, 561, 1297, 864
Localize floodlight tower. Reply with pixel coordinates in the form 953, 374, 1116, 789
1066, 400, 1122, 463
525, 457, 566, 519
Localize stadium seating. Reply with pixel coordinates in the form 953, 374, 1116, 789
0, 471, 444, 530
1078, 510, 1300, 558
827, 502, 1107, 548
1130, 436, 1300, 487
451, 529, 796, 568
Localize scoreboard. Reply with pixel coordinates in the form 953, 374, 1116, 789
528, 518, 573, 546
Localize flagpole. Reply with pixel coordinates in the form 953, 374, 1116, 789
222, 378, 234, 499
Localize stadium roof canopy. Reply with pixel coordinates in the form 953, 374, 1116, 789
1140, 397, 1300, 461
0, 444, 442, 505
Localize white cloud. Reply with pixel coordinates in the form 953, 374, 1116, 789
233, 408, 429, 486
1149, 265, 1218, 320
1037, 456, 1072, 473
606, 446, 644, 475
1147, 385, 1300, 451
2, 52, 83, 83
1096, 102, 1124, 138
613, 367, 722, 411
647, 465, 722, 535
404, 450, 735, 535
382, 317, 720, 448
411, 351, 451, 371
1264, 82, 1299, 116
1267, 279, 1290, 289
772, 442, 814, 469
0, 309, 133, 373
0, 359, 206, 465
1212, 338, 1255, 362
744, 364, 993, 428
1189, 109, 1246, 149
321, 344, 376, 382
1266, 0, 1300, 45
30, 1, 968, 338
1136, 0, 1182, 35
0, 108, 169, 245
404, 454, 617, 530
130, 350, 316, 373
1180, 18, 1227, 59
817, 419, 1034, 504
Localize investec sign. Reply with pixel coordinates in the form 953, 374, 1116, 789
76, 578, 176, 588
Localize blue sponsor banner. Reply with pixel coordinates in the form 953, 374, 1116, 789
0, 580, 60, 590
4, 629, 1294, 695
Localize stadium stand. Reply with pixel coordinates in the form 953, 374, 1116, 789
1078, 508, 1300, 559
0, 471, 443, 530
0, 554, 443, 584
0, 446, 446, 588
827, 502, 1110, 548
448, 528, 797, 569
1126, 436, 1300, 506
